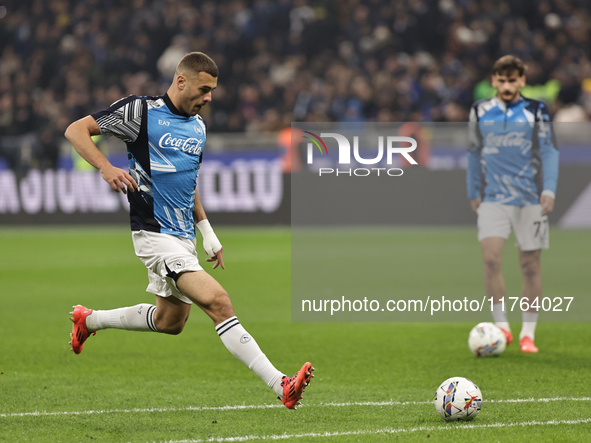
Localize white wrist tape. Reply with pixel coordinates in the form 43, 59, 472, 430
541, 190, 555, 199
196, 219, 222, 257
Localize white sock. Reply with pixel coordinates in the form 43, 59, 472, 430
85, 304, 158, 333
216, 316, 284, 396
491, 302, 510, 332
520, 311, 538, 340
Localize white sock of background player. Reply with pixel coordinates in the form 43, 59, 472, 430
520, 311, 538, 340
491, 302, 510, 332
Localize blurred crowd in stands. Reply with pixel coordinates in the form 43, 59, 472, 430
1, 0, 590, 170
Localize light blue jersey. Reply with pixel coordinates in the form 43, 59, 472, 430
92, 94, 206, 238
467, 96, 559, 206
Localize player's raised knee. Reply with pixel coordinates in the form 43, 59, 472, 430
211, 289, 233, 311
207, 290, 235, 323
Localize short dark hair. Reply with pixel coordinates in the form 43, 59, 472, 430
492, 55, 526, 76
176, 52, 219, 78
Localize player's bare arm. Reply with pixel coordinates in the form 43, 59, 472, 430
470, 198, 482, 212
64, 116, 138, 194
194, 187, 225, 270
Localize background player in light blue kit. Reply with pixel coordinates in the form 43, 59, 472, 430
64, 52, 313, 409
467, 55, 559, 353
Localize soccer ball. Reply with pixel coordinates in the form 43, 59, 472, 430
433, 377, 482, 421
468, 322, 506, 357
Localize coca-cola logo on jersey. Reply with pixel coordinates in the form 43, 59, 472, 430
484, 131, 532, 152
159, 133, 204, 155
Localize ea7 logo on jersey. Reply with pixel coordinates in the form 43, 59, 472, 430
159, 132, 204, 155
158, 119, 170, 126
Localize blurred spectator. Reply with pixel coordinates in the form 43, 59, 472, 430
158, 35, 190, 80
1, 0, 591, 169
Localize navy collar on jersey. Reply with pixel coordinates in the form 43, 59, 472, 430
494, 94, 524, 110
163, 93, 187, 117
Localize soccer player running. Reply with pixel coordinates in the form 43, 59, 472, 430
467, 55, 559, 353
64, 52, 313, 408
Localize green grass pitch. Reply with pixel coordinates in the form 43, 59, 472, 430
0, 226, 589, 442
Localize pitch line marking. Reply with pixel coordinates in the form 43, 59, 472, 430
0, 397, 590, 419
167, 418, 591, 442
